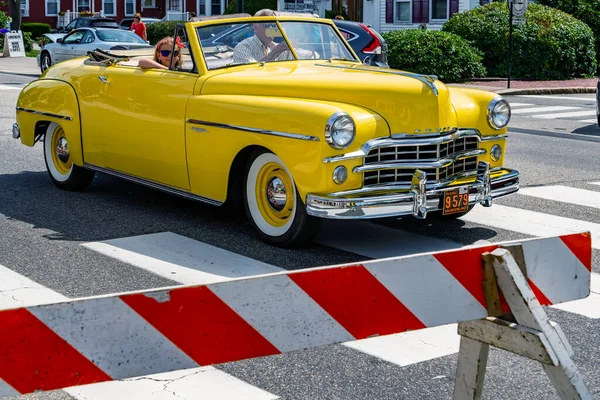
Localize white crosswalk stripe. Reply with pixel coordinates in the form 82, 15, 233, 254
511, 106, 579, 114
507, 102, 534, 107
2, 182, 600, 398
0, 84, 22, 91
516, 95, 595, 102
535, 110, 597, 119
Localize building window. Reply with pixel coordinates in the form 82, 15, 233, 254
211, 0, 220, 15
103, 0, 115, 15
125, 0, 135, 15
199, 2, 206, 15
77, 0, 90, 11
21, 0, 29, 16
143, 0, 155, 8
45, 0, 58, 15
168, 0, 180, 10
431, 0, 448, 20
395, 0, 410, 22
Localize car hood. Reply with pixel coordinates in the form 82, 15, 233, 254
201, 62, 458, 135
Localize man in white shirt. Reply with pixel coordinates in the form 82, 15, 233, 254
233, 9, 293, 64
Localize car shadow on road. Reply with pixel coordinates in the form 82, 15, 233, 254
572, 123, 600, 136
0, 170, 361, 269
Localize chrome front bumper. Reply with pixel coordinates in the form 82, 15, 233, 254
306, 162, 519, 219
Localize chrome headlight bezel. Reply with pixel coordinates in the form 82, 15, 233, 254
487, 97, 511, 130
325, 112, 356, 149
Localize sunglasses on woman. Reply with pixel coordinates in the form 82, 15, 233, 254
160, 50, 180, 57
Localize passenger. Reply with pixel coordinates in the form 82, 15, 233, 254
130, 13, 147, 41
139, 37, 184, 70
233, 9, 292, 64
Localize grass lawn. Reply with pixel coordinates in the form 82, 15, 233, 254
27, 50, 40, 58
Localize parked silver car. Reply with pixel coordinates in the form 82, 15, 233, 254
38, 28, 153, 72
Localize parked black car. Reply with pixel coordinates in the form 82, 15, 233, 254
56, 18, 119, 33
333, 20, 388, 68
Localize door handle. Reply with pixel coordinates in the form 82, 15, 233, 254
98, 76, 109, 85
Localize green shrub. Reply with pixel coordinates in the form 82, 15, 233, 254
21, 22, 51, 40
442, 2, 596, 80
0, 10, 8, 30
23, 31, 33, 52
146, 21, 182, 45
536, 0, 600, 71
224, 0, 277, 16
381, 29, 486, 83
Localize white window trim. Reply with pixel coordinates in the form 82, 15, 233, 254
143, 0, 156, 8
394, 0, 412, 23
430, 0, 450, 21
76, 0, 91, 12
45, 0, 58, 16
102, 0, 116, 15
21, 0, 30, 16
125, 0, 136, 16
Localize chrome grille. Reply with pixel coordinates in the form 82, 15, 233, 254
363, 136, 479, 185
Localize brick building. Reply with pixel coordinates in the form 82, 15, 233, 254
4, 0, 231, 28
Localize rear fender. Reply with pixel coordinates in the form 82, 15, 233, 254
16, 79, 83, 166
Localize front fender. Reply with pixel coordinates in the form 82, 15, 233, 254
185, 95, 390, 203
16, 79, 83, 166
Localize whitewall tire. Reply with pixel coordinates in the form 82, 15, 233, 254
43, 122, 95, 191
244, 150, 320, 247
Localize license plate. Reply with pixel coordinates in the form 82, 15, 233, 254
442, 187, 469, 215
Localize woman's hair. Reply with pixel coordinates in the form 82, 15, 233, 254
134, 13, 142, 19
154, 37, 183, 68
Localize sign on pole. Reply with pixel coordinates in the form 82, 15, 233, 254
2, 31, 26, 58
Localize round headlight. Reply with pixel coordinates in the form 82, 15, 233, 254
487, 97, 511, 130
490, 144, 502, 161
326, 112, 356, 149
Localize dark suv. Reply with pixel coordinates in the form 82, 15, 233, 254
333, 20, 388, 68
57, 17, 119, 33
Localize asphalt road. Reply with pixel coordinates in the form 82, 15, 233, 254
1, 73, 599, 399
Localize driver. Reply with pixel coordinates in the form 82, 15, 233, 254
233, 9, 293, 64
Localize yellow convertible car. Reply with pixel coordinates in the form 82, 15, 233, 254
13, 13, 519, 246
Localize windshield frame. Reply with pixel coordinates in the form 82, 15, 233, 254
195, 17, 359, 71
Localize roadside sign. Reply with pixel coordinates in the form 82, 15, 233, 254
2, 30, 25, 58
510, 0, 528, 17
512, 16, 526, 25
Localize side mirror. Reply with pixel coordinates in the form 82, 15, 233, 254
57, 38, 63, 44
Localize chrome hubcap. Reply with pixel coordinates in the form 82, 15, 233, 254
266, 177, 287, 211
56, 137, 69, 163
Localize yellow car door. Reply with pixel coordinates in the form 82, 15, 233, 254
77, 66, 198, 190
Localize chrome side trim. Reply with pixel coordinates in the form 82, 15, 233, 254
16, 107, 73, 121
83, 164, 223, 207
314, 64, 439, 96
187, 119, 320, 142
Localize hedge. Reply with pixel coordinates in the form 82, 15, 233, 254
146, 21, 182, 45
382, 29, 486, 83
536, 0, 600, 71
21, 22, 51, 40
442, 1, 596, 80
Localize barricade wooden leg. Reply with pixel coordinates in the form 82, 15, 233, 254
453, 337, 489, 400
488, 248, 592, 400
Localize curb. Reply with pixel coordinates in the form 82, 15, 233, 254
0, 70, 40, 78
494, 87, 596, 95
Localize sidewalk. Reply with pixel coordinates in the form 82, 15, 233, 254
451, 77, 597, 95
0, 55, 40, 77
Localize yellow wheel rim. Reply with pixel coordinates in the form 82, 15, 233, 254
50, 126, 72, 175
255, 162, 294, 228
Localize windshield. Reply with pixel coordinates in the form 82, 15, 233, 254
197, 20, 356, 70
97, 30, 147, 43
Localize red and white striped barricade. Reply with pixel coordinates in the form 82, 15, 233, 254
0, 232, 593, 399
